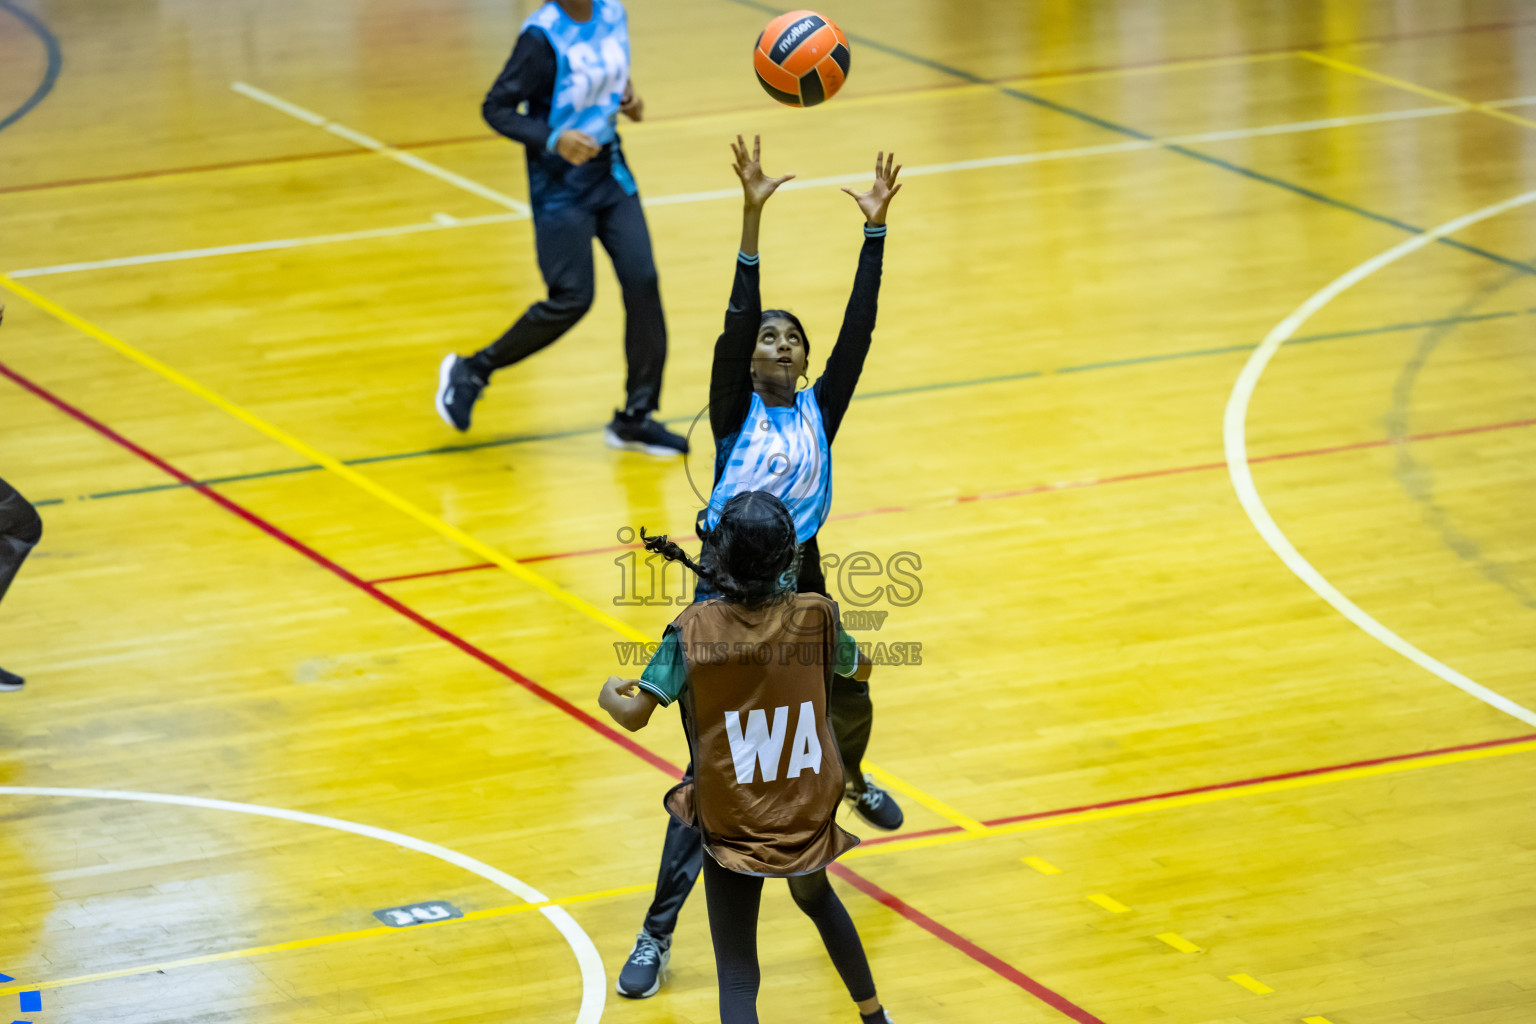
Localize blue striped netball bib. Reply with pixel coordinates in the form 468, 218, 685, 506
705, 390, 833, 544
523, 1, 631, 151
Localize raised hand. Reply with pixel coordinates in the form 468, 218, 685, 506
733, 134, 795, 209
842, 151, 902, 226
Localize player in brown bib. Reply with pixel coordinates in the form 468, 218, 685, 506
599, 490, 894, 1024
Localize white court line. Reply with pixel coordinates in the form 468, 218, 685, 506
642, 105, 1465, 206
7, 213, 526, 278
231, 81, 532, 216
1224, 187, 1536, 729
0, 786, 605, 1023
1486, 94, 1536, 109
2, 101, 1490, 278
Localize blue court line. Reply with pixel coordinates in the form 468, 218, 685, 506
719, 0, 1536, 277
16, 993, 38, 1014
0, 0, 62, 133
23, 307, 1535, 508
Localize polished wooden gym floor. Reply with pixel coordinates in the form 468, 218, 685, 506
2, 1, 1535, 1021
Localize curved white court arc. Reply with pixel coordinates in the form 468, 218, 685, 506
1224, 186, 1536, 729
0, 786, 606, 1024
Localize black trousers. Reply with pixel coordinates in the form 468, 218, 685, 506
0, 476, 42, 605
641, 672, 874, 937
702, 858, 876, 1024
472, 185, 666, 416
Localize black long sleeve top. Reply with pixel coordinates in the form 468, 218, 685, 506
482, 29, 559, 149
482, 28, 627, 206
709, 227, 887, 475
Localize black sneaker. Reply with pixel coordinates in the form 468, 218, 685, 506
604, 411, 688, 456
435, 354, 486, 432
846, 773, 904, 830
616, 930, 670, 998
0, 667, 23, 692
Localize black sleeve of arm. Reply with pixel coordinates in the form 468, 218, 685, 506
709, 255, 762, 441
481, 30, 558, 148
815, 231, 885, 441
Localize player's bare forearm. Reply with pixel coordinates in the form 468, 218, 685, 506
598, 676, 658, 732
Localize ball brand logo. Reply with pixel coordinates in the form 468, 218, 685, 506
773, 16, 821, 58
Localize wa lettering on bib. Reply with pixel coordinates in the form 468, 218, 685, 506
724, 700, 824, 784
665, 593, 858, 876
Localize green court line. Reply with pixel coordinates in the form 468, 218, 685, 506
855, 369, 1046, 399
27, 307, 1536, 508
1057, 310, 1530, 373
719, 0, 1536, 279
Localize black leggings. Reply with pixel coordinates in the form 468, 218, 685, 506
471, 187, 666, 416
0, 477, 42, 605
701, 857, 876, 1024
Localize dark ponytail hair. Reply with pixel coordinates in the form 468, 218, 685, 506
761, 308, 810, 360
642, 491, 800, 607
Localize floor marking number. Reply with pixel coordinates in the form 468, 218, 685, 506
374, 901, 463, 928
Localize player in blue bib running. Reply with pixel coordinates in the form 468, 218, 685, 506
435, 0, 687, 456
616, 135, 905, 999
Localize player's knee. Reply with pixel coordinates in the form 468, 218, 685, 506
787, 871, 831, 912
620, 263, 660, 296
545, 285, 593, 323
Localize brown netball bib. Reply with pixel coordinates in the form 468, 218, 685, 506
664, 593, 858, 876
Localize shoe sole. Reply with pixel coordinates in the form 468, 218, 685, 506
603, 427, 686, 458
614, 949, 668, 999
851, 805, 904, 830
434, 354, 468, 432
614, 974, 662, 999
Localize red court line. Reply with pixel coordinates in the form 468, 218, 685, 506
367, 416, 1536, 586
0, 360, 680, 779
0, 148, 369, 195
829, 863, 1106, 1024
365, 539, 653, 585
856, 731, 1536, 849
9, 15, 1533, 198
0, 361, 1100, 1022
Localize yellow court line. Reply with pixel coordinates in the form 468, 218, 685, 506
0, 275, 984, 835
1087, 893, 1130, 914
9, 737, 1532, 997
0, 276, 644, 640
0, 882, 655, 997
861, 760, 987, 833
1228, 973, 1274, 994
1156, 932, 1202, 953
842, 737, 1536, 861
1296, 51, 1536, 132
